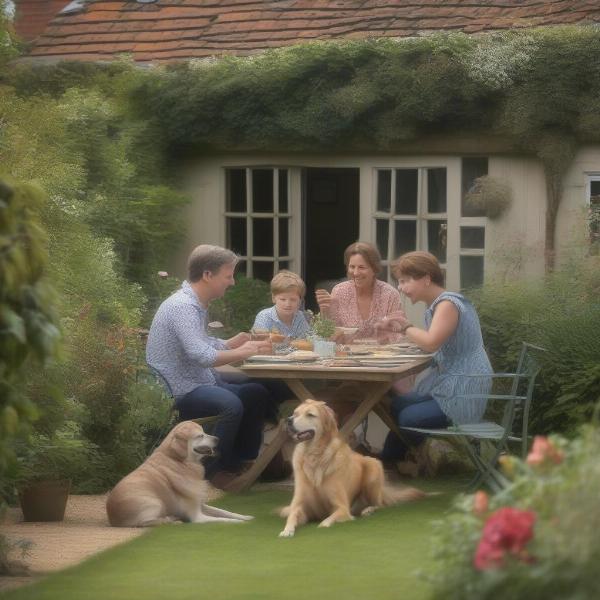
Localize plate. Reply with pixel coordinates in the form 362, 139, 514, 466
287, 351, 320, 362
246, 355, 294, 363
336, 326, 359, 335
357, 360, 414, 368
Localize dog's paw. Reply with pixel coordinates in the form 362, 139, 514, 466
279, 529, 295, 538
239, 514, 254, 521
361, 506, 376, 517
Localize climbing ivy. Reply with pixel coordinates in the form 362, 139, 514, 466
131, 26, 600, 269
7, 26, 600, 270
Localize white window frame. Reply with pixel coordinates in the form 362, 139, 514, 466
223, 167, 294, 278
372, 165, 486, 290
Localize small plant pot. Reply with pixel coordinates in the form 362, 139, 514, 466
313, 339, 336, 357
18, 479, 71, 522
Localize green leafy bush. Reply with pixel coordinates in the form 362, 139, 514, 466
209, 275, 271, 337
429, 426, 600, 599
471, 256, 600, 434
0, 180, 60, 473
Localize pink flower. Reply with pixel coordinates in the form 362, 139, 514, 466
526, 436, 564, 467
157, 271, 169, 278
474, 507, 536, 570
472, 491, 489, 516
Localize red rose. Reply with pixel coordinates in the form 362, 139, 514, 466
473, 507, 536, 570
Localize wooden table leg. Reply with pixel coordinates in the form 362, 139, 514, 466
225, 378, 307, 493
225, 420, 290, 493
338, 382, 392, 440
285, 379, 314, 402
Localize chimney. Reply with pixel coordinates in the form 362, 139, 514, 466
13, 0, 73, 42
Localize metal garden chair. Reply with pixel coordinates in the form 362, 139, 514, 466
399, 342, 546, 492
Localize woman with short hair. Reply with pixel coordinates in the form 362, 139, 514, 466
376, 250, 492, 461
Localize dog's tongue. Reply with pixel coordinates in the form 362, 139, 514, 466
297, 430, 314, 441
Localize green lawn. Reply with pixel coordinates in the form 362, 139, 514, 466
1, 478, 466, 600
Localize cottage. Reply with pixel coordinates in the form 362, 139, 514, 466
14, 1, 600, 316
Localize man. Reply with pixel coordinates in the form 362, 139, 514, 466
147, 244, 272, 488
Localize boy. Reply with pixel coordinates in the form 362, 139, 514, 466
253, 270, 311, 338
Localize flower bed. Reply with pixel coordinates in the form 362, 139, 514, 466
429, 426, 600, 599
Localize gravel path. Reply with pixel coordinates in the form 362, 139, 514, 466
0, 488, 221, 593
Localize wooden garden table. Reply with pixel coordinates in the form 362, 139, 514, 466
224, 356, 432, 492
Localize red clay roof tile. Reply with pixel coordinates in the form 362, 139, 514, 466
21, 0, 600, 63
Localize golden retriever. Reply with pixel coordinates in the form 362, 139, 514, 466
279, 399, 424, 537
106, 421, 253, 527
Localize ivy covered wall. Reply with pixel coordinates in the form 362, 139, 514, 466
130, 26, 600, 268
9, 26, 600, 269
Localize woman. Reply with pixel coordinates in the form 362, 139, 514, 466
314, 242, 405, 443
376, 251, 492, 462
316, 241, 402, 340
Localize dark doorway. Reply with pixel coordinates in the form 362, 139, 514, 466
303, 168, 360, 310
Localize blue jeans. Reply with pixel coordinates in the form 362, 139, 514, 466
217, 370, 294, 423
175, 380, 269, 476
381, 392, 450, 460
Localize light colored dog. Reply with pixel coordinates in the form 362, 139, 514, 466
106, 421, 253, 527
279, 399, 424, 537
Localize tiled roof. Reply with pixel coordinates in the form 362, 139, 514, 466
27, 0, 600, 63
14, 0, 72, 42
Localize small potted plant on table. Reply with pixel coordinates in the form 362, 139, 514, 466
310, 314, 337, 357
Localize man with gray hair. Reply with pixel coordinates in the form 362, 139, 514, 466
147, 244, 272, 488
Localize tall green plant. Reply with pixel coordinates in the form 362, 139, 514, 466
0, 180, 59, 472
472, 255, 600, 434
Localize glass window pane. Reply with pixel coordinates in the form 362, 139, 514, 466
394, 220, 417, 257
462, 157, 488, 217
252, 261, 274, 283
377, 170, 391, 212
376, 219, 389, 258
395, 169, 418, 215
278, 261, 289, 271
427, 168, 447, 213
461, 226, 485, 249
279, 218, 289, 257
279, 170, 288, 213
379, 265, 389, 283
226, 169, 246, 212
227, 217, 247, 256
427, 220, 447, 263
252, 169, 274, 213
253, 218, 274, 256
460, 255, 484, 289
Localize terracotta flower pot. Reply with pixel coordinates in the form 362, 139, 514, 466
18, 479, 71, 522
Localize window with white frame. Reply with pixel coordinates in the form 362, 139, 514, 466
374, 157, 488, 290
225, 168, 292, 281
587, 174, 600, 249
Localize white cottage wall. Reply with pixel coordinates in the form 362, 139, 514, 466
556, 146, 600, 266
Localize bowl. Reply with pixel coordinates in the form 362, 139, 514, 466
335, 327, 359, 336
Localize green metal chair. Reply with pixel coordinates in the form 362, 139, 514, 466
399, 342, 546, 492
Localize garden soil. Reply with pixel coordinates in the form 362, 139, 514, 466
0, 488, 222, 593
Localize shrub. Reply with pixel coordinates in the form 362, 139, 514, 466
429, 427, 600, 599
471, 256, 600, 434
209, 275, 271, 337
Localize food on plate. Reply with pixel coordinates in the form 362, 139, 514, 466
291, 339, 314, 351
270, 328, 286, 343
